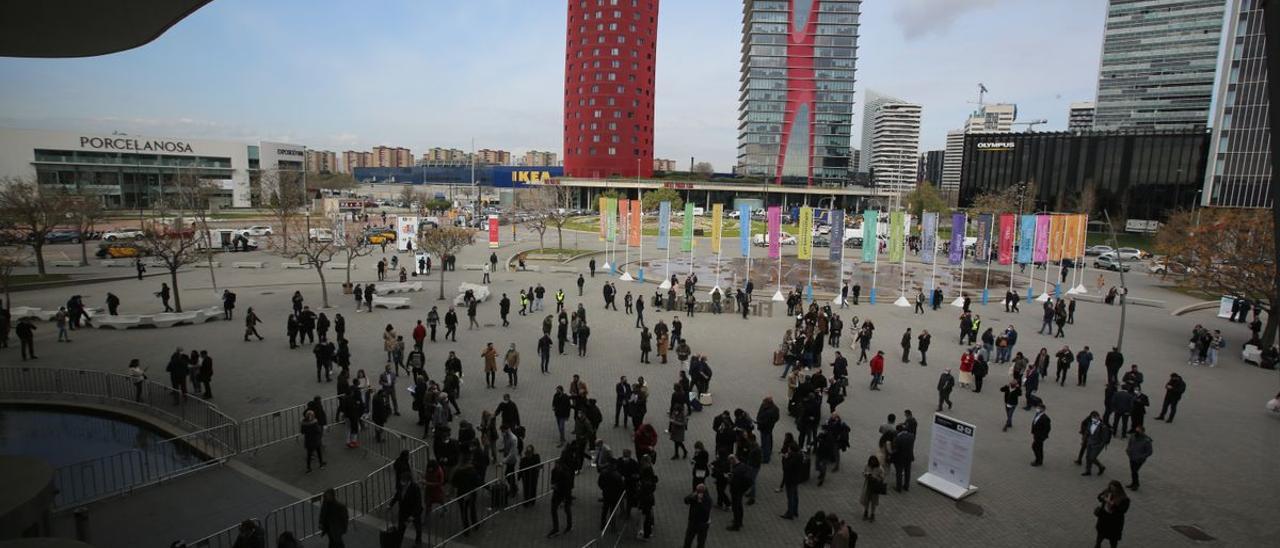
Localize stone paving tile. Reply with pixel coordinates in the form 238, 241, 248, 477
10, 230, 1279, 547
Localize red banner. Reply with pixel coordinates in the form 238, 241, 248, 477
488, 215, 499, 248
997, 213, 1015, 265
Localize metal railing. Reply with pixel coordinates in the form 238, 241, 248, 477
423, 457, 560, 546
190, 521, 242, 548
0, 367, 238, 510
236, 395, 341, 453
582, 490, 630, 548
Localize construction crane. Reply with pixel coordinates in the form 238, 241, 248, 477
968, 83, 989, 107
1012, 119, 1048, 132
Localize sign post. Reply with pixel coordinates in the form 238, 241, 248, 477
917, 413, 979, 500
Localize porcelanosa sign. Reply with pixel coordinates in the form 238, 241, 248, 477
79, 136, 194, 153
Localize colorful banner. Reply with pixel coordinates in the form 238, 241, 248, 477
767, 206, 781, 260
618, 199, 629, 246
487, 215, 499, 249
1062, 214, 1083, 259
710, 203, 723, 253
739, 204, 751, 257
1017, 214, 1036, 264
797, 206, 813, 260
630, 199, 642, 247
657, 201, 670, 250
1048, 214, 1066, 261
921, 212, 938, 264
606, 198, 617, 242
1033, 214, 1050, 263
997, 213, 1015, 265
861, 210, 878, 263
598, 196, 607, 241
974, 213, 993, 264
948, 213, 966, 265
681, 202, 694, 252
888, 211, 905, 263
829, 210, 845, 261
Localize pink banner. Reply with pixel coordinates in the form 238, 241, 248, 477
767, 206, 781, 260
1033, 214, 1050, 263
488, 215, 499, 249
997, 213, 1015, 265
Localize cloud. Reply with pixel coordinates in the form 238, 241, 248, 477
890, 0, 1007, 40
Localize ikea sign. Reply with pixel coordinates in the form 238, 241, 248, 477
490, 166, 564, 188
511, 170, 554, 183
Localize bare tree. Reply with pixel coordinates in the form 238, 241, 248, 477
417, 227, 475, 300
515, 189, 551, 250
519, 185, 576, 258
271, 217, 340, 308
261, 170, 307, 254
61, 189, 105, 266
335, 222, 375, 288
0, 245, 30, 310
138, 173, 214, 312
0, 178, 69, 276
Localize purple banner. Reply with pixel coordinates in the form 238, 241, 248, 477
829, 209, 845, 262
948, 213, 966, 265
767, 206, 781, 260
1033, 214, 1050, 263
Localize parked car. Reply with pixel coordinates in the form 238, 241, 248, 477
1093, 253, 1131, 272
95, 242, 149, 259
309, 228, 334, 242
1084, 245, 1114, 256
1114, 247, 1146, 260
751, 233, 797, 247
42, 229, 83, 244
1148, 257, 1193, 275
844, 236, 864, 248
103, 229, 144, 241
816, 224, 831, 235
813, 235, 831, 247
237, 225, 273, 237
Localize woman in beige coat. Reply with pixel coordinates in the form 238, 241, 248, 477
383, 324, 397, 364
860, 455, 885, 522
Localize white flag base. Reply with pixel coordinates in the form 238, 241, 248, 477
601, 262, 612, 271
1069, 284, 1087, 294
658, 280, 671, 290
1035, 292, 1051, 302
917, 473, 979, 501
893, 295, 911, 307
772, 290, 786, 302
619, 272, 634, 281
708, 285, 721, 297
950, 296, 966, 308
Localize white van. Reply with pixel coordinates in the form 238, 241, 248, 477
308, 228, 334, 242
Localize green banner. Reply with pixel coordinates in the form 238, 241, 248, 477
682, 202, 694, 252
861, 210, 878, 263
888, 211, 905, 263
606, 198, 617, 242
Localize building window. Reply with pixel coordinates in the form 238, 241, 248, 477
608, 147, 616, 155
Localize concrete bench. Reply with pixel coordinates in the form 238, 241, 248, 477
198, 306, 224, 322
549, 267, 577, 274
144, 312, 200, 328
97, 315, 144, 329
281, 262, 309, 269
193, 261, 223, 268
379, 282, 423, 294
372, 296, 411, 309
145, 259, 167, 268
233, 261, 264, 269
9, 306, 44, 320
463, 264, 485, 271
99, 260, 130, 267
327, 262, 354, 270
51, 260, 81, 268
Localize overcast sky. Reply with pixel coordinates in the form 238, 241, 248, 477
0, 0, 1107, 171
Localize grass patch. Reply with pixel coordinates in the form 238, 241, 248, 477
522, 247, 586, 259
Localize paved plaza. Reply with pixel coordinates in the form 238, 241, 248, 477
5, 225, 1278, 547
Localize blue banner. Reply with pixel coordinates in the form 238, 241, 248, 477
657, 201, 670, 250
974, 213, 993, 264
948, 213, 966, 266
739, 203, 751, 257
921, 212, 937, 264
861, 210, 878, 263
1017, 214, 1036, 264
829, 210, 844, 261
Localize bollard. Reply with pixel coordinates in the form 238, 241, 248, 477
73, 507, 89, 542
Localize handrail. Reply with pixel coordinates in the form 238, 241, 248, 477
582, 489, 629, 548
423, 456, 560, 546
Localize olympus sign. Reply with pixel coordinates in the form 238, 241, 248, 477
977, 141, 1016, 150
80, 136, 194, 153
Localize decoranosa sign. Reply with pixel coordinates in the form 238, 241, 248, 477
79, 136, 194, 153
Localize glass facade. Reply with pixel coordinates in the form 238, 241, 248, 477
1093, 0, 1227, 131
1204, 0, 1272, 208
958, 130, 1211, 221
737, 0, 860, 186
32, 148, 235, 208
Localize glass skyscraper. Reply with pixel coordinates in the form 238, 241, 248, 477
1093, 0, 1227, 131
1203, 0, 1272, 208
737, 0, 860, 186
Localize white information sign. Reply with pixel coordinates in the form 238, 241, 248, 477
918, 413, 979, 500
397, 216, 418, 252
1217, 296, 1235, 319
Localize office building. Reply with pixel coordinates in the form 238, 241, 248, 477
918, 149, 944, 185
958, 129, 1210, 220
521, 150, 558, 166
737, 0, 861, 186
859, 91, 921, 193
965, 103, 1017, 133
652, 157, 677, 172
342, 150, 371, 173
371, 146, 413, 168
563, 0, 660, 178
1204, 0, 1272, 208
423, 148, 470, 165
1093, 0, 1227, 131
940, 130, 965, 192
0, 127, 306, 208
477, 149, 512, 165
305, 150, 338, 173
1068, 101, 1096, 131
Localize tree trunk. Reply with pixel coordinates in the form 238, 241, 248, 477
281, 220, 289, 255
557, 225, 565, 255
438, 265, 446, 300
33, 242, 46, 276
170, 268, 182, 312
78, 238, 89, 267
539, 232, 545, 251
345, 261, 353, 285
316, 266, 330, 308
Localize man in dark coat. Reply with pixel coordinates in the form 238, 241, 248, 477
1154, 373, 1186, 423
726, 455, 753, 531
318, 488, 349, 547
1104, 347, 1124, 384
1030, 403, 1051, 466
683, 484, 713, 548
891, 424, 916, 492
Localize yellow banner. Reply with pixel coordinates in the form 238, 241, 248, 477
1048, 214, 1066, 261
710, 204, 723, 253
1061, 214, 1078, 259
797, 206, 813, 260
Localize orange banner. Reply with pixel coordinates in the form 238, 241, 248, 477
1061, 214, 1080, 259
1048, 214, 1066, 261
598, 197, 607, 241
630, 199, 642, 247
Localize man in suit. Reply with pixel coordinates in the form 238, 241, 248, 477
1110, 385, 1134, 439
936, 368, 955, 412
891, 423, 916, 491
614, 376, 632, 428
1073, 411, 1099, 465
1154, 373, 1186, 423
1030, 403, 1051, 466
726, 455, 752, 531
1082, 413, 1111, 476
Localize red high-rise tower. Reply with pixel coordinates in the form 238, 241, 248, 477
563, 0, 659, 179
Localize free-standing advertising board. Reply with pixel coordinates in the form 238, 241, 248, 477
396, 216, 418, 252
917, 413, 979, 500
488, 215, 500, 249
